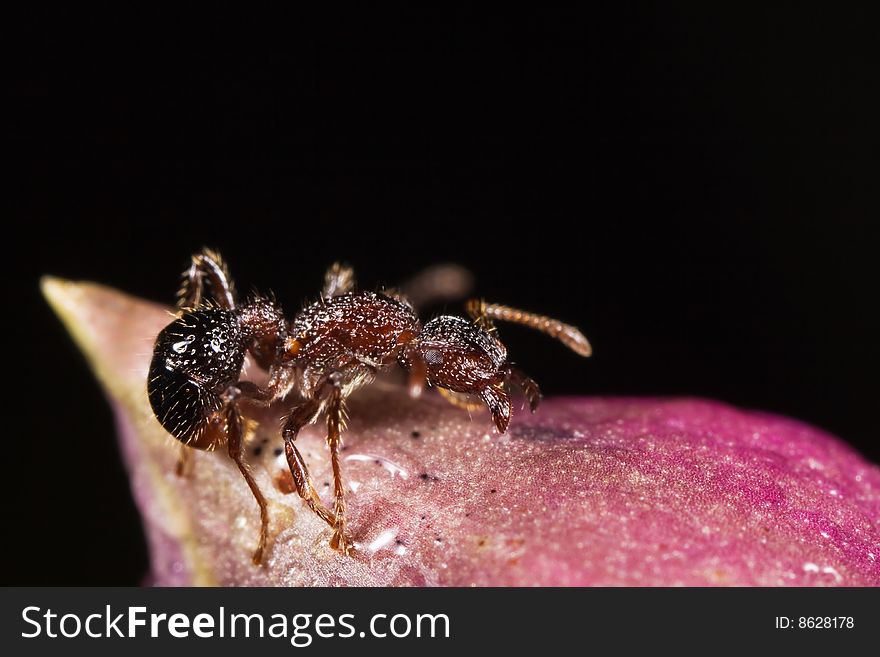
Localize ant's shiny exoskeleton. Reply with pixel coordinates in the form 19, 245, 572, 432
148, 249, 591, 564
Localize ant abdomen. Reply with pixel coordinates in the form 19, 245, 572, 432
147, 309, 246, 449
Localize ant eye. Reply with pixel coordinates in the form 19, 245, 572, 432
424, 348, 444, 365
421, 316, 507, 369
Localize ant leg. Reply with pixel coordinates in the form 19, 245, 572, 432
506, 366, 542, 412
463, 297, 496, 332
223, 401, 269, 565
175, 444, 191, 477
322, 262, 356, 299
280, 375, 354, 554
233, 380, 275, 405
465, 299, 592, 357
405, 349, 427, 399
281, 399, 336, 528
324, 380, 354, 554
177, 248, 237, 310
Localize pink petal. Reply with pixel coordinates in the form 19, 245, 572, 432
43, 277, 880, 586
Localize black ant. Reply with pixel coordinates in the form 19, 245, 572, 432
148, 249, 591, 564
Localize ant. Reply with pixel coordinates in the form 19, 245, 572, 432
148, 249, 591, 564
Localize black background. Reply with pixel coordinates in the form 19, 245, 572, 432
5, 8, 877, 584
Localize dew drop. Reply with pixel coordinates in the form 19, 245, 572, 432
345, 453, 410, 480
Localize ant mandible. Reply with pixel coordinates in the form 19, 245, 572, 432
147, 249, 591, 564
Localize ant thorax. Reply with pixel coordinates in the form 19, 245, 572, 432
284, 291, 421, 397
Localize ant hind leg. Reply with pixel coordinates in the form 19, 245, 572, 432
175, 444, 191, 477
177, 248, 237, 310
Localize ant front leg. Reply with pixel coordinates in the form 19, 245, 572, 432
480, 384, 512, 433
281, 374, 355, 554
506, 365, 542, 412
177, 248, 237, 310
281, 399, 336, 529
436, 387, 484, 412
324, 378, 354, 554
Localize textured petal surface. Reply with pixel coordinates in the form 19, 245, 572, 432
43, 278, 880, 586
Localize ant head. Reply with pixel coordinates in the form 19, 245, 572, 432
416, 316, 507, 389
408, 315, 513, 432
